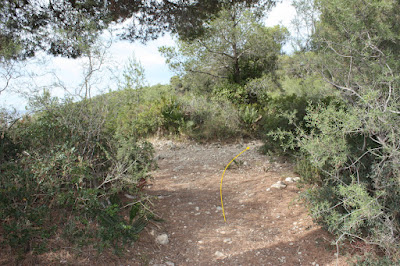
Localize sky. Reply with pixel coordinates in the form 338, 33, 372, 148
0, 0, 297, 111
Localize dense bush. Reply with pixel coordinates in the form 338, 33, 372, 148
0, 92, 156, 255
297, 101, 400, 257
180, 95, 242, 141
160, 96, 186, 134
285, 0, 400, 260
260, 94, 309, 154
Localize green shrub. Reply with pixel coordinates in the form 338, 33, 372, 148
294, 157, 322, 186
0, 93, 156, 256
238, 105, 261, 134
243, 74, 282, 105
116, 102, 163, 138
160, 96, 185, 134
109, 85, 181, 139
294, 101, 400, 257
353, 255, 400, 266
181, 95, 241, 140
260, 94, 309, 154
212, 82, 249, 105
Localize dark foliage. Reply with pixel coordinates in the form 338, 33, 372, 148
0, 0, 277, 59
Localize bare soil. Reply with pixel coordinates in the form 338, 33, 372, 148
0, 138, 350, 265
123, 138, 348, 265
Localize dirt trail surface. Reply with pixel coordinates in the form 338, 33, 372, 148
125, 139, 348, 265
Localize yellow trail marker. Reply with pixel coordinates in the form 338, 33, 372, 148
220, 146, 250, 222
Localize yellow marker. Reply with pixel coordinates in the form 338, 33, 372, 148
220, 146, 250, 222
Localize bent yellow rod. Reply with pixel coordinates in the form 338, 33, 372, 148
220, 147, 250, 222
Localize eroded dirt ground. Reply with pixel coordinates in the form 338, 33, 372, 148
122, 139, 348, 265
0, 138, 349, 265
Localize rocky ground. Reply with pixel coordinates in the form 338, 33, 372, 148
120, 138, 349, 265
1, 138, 351, 265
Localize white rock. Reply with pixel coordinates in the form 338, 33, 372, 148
156, 234, 169, 245
285, 177, 295, 183
271, 181, 287, 189
215, 251, 224, 258
293, 177, 301, 182
195, 207, 200, 211
165, 262, 175, 266
266, 188, 271, 192
223, 238, 233, 244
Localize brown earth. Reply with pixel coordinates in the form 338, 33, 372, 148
0, 138, 351, 265
121, 138, 349, 265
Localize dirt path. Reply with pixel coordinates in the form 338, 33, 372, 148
124, 139, 348, 265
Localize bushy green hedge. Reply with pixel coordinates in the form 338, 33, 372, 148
259, 94, 309, 154
181, 95, 242, 140
296, 101, 400, 257
265, 96, 400, 259
0, 93, 156, 255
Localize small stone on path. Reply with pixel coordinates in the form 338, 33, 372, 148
285, 177, 295, 183
223, 238, 232, 244
271, 181, 287, 189
156, 234, 169, 245
215, 251, 224, 258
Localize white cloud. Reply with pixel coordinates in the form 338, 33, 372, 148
265, 0, 296, 28
264, 0, 297, 53
107, 34, 175, 85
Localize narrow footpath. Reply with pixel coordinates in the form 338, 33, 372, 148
124, 139, 347, 265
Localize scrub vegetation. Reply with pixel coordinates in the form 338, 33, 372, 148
1, 0, 399, 264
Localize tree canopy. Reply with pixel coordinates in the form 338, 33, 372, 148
160, 4, 288, 87
0, 0, 278, 60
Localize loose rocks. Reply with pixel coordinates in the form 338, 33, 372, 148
271, 181, 287, 189
156, 234, 169, 245
215, 251, 224, 258
223, 238, 233, 244
285, 177, 295, 183
285, 176, 301, 182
